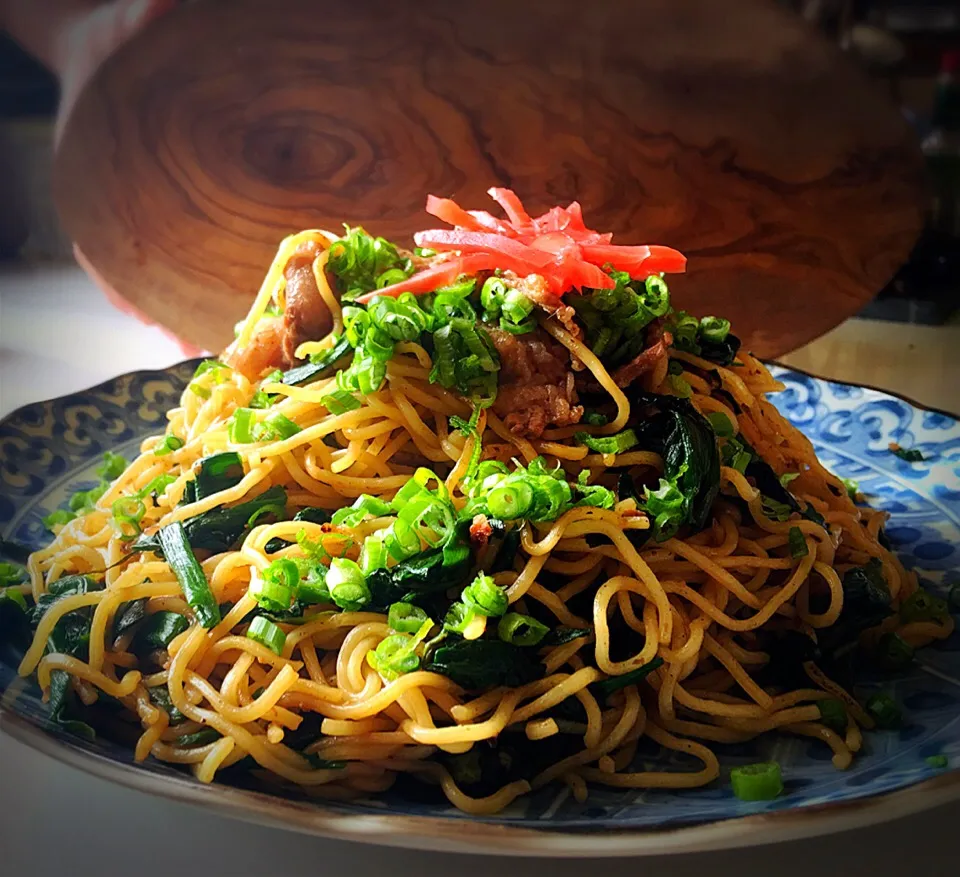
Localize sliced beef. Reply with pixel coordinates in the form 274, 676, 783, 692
281, 240, 334, 364
487, 325, 583, 438
608, 319, 673, 388
224, 240, 334, 381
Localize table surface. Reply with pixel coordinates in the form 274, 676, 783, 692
1, 264, 958, 876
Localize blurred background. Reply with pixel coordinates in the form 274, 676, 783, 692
2, 0, 956, 326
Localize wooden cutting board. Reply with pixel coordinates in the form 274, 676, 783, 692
53, 0, 924, 357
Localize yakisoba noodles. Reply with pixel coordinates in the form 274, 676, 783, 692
8, 189, 952, 814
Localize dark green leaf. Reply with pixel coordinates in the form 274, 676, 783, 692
594, 657, 664, 698
424, 637, 544, 690
540, 627, 592, 646
282, 335, 353, 386
111, 599, 147, 645
365, 549, 472, 611
180, 452, 244, 506
134, 486, 288, 555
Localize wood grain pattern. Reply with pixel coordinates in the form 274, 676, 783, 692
53, 0, 925, 356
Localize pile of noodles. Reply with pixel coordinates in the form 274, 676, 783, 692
12, 227, 952, 816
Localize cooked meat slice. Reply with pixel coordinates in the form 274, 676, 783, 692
609, 320, 673, 388
223, 241, 334, 382
222, 317, 286, 381
281, 240, 334, 364
487, 325, 583, 438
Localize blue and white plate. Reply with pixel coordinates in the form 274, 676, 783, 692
1, 363, 959, 856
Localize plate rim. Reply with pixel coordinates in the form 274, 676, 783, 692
2, 357, 959, 856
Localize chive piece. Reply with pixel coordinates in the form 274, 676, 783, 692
252, 557, 299, 611
699, 316, 731, 343
595, 657, 665, 697
259, 412, 301, 441
367, 633, 421, 680
730, 762, 784, 801
582, 412, 609, 427
817, 698, 847, 733
112, 496, 146, 541
900, 589, 950, 624
247, 616, 286, 655
176, 728, 221, 747
926, 754, 949, 769
461, 573, 509, 618
574, 429, 639, 455
42, 509, 77, 531
139, 611, 190, 649
443, 602, 476, 634
158, 522, 221, 629
788, 526, 808, 559
326, 558, 369, 611
865, 693, 902, 729
0, 586, 28, 611
388, 601, 430, 633
761, 496, 794, 522
154, 434, 184, 456
779, 472, 800, 487
229, 408, 257, 444
707, 412, 734, 437
840, 477, 859, 501
97, 451, 128, 481
876, 632, 914, 671
0, 561, 26, 588
497, 612, 549, 646
321, 390, 362, 415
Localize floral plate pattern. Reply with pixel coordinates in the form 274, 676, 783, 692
0, 362, 959, 856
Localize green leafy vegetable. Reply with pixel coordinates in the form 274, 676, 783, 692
181, 452, 244, 505
134, 485, 287, 555
876, 631, 914, 671
594, 657, 664, 698
865, 693, 901, 729
423, 637, 544, 690
707, 412, 735, 438
0, 561, 26, 588
626, 394, 720, 540
889, 445, 924, 463
137, 611, 189, 650
817, 698, 848, 733
158, 523, 221, 629
282, 334, 354, 387
788, 526, 808, 559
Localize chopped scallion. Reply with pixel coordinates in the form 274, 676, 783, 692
730, 762, 783, 801
247, 616, 286, 655
574, 428, 639, 455
497, 612, 549, 646
865, 693, 901, 729
153, 435, 183, 457
388, 601, 430, 634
